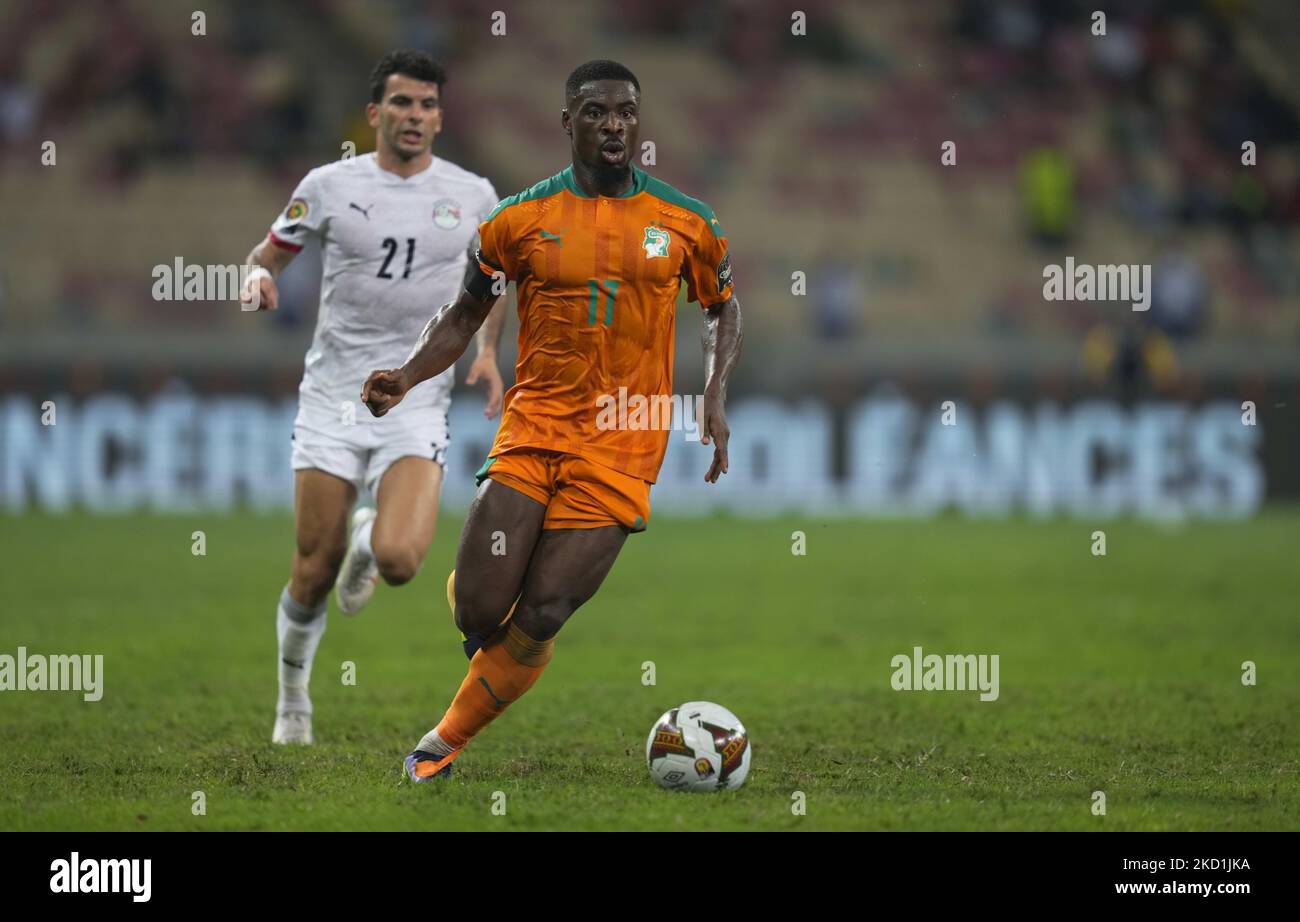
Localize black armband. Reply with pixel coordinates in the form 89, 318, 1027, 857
464, 249, 506, 301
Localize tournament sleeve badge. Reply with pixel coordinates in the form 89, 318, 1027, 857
716, 252, 733, 291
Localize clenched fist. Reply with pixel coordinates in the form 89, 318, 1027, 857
361, 368, 410, 417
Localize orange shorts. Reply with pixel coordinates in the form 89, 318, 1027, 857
475, 448, 650, 532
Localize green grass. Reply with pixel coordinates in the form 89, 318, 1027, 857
1, 510, 1298, 830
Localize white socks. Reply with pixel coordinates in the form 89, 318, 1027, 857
277, 586, 327, 714
416, 728, 457, 758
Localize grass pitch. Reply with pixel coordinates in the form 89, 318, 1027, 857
1, 510, 1297, 831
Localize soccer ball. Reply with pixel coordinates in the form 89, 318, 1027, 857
645, 701, 751, 792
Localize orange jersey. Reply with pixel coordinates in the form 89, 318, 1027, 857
477, 165, 735, 483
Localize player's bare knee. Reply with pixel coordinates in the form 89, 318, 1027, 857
375, 546, 420, 586
293, 548, 344, 601
454, 579, 515, 635
290, 566, 335, 607
455, 599, 510, 637
304, 564, 341, 598
512, 599, 577, 642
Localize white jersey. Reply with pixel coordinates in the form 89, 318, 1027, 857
269, 152, 498, 417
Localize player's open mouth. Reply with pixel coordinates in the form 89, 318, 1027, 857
600, 144, 625, 164
402, 131, 422, 143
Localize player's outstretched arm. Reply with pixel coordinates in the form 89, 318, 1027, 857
361, 286, 498, 417
240, 237, 297, 312
700, 295, 744, 483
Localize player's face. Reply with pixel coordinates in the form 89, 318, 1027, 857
563, 80, 640, 172
367, 73, 443, 160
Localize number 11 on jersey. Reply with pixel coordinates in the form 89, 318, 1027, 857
587, 279, 620, 326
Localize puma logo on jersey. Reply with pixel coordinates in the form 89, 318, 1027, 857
643, 225, 669, 259
349, 202, 373, 220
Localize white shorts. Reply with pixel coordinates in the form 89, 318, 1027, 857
290, 395, 450, 498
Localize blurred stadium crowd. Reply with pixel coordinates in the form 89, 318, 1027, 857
0, 0, 1297, 397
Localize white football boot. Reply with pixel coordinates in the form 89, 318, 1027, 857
272, 710, 314, 745
336, 506, 379, 615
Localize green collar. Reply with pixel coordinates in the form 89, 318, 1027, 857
560, 164, 647, 199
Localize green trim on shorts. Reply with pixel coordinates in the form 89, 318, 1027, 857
630, 515, 646, 533
475, 456, 497, 486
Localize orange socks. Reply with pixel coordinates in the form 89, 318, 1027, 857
436, 622, 553, 749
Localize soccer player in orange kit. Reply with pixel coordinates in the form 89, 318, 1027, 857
361, 60, 744, 781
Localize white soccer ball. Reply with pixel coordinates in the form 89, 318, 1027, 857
645, 701, 751, 792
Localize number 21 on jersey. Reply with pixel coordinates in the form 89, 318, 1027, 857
378, 237, 415, 279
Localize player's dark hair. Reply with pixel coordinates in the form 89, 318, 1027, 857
564, 60, 640, 102
369, 50, 447, 103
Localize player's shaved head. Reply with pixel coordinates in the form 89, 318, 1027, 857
561, 60, 642, 197
564, 60, 639, 105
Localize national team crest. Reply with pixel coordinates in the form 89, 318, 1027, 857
285, 199, 308, 221
642, 225, 669, 259
432, 199, 462, 229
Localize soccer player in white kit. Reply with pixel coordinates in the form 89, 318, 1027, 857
240, 51, 506, 745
